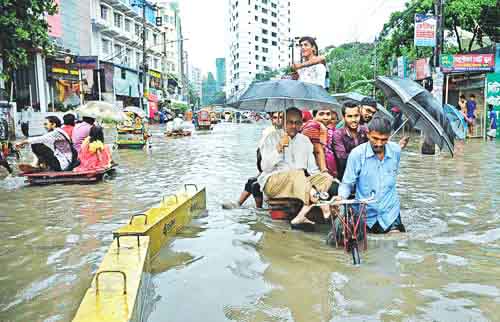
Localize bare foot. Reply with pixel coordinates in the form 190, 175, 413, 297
291, 217, 315, 225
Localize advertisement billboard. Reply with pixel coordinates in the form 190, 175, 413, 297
414, 14, 436, 47
441, 54, 495, 73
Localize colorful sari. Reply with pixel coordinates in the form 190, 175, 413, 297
74, 138, 112, 172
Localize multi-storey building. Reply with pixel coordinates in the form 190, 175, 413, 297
215, 58, 226, 92
157, 0, 188, 105
226, 0, 292, 95
190, 66, 203, 99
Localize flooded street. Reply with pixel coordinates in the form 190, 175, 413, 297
1, 122, 499, 322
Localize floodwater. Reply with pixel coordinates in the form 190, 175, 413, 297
1, 122, 499, 322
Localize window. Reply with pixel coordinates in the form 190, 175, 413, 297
145, 29, 150, 41
262, 56, 266, 62
255, 5, 259, 10
262, 0, 268, 3
255, 55, 259, 60
264, 66, 271, 71
255, 45, 259, 50
153, 34, 158, 46
125, 19, 131, 32
271, 32, 277, 37
254, 15, 258, 21
262, 47, 268, 53
136, 52, 141, 67
153, 58, 159, 69
114, 44, 123, 59
101, 39, 110, 54
135, 24, 141, 36
261, 18, 268, 24
271, 12, 277, 17
262, 29, 268, 34
271, 3, 277, 8
125, 48, 132, 66
262, 38, 268, 44
255, 36, 259, 41
272, 22, 277, 27
256, 64, 260, 69
262, 8, 268, 13
272, 41, 277, 46
121, 68, 126, 79
100, 5, 108, 20
114, 13, 122, 28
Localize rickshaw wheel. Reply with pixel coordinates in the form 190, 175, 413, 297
326, 231, 336, 246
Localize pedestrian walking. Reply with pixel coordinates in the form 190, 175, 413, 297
487, 104, 497, 140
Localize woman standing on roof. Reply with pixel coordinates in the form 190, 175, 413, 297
291, 36, 327, 87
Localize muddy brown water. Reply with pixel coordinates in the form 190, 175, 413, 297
1, 123, 499, 322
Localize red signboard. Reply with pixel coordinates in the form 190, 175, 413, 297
415, 58, 431, 80
47, 0, 62, 37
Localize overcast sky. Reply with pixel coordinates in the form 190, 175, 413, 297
178, 0, 407, 76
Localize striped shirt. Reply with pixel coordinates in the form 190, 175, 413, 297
28, 128, 73, 170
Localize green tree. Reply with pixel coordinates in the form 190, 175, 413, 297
325, 42, 375, 95
375, 0, 498, 74
0, 0, 58, 80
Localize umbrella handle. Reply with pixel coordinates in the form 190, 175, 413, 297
389, 118, 410, 141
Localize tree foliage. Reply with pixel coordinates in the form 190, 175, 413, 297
0, 0, 58, 79
376, 0, 498, 74
325, 42, 375, 95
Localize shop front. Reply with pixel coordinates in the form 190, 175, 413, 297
147, 69, 163, 121
46, 59, 81, 112
442, 52, 496, 138
114, 65, 141, 108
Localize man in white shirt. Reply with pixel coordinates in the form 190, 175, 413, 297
223, 111, 283, 209
259, 108, 333, 226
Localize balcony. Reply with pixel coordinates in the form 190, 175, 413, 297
116, 29, 130, 41
92, 17, 111, 29
101, 0, 119, 6
115, 0, 131, 11
102, 24, 121, 37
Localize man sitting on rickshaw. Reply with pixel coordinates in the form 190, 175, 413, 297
259, 108, 333, 226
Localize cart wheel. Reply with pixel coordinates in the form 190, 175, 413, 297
326, 231, 336, 246
351, 242, 361, 265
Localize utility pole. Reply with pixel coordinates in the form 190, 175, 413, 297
433, 0, 445, 68
373, 36, 378, 97
141, 0, 147, 112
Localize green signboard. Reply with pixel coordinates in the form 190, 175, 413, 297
486, 73, 500, 138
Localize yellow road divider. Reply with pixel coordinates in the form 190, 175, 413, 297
72, 184, 206, 322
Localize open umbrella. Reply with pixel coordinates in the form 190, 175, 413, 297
76, 101, 127, 123
375, 76, 455, 156
124, 106, 147, 118
443, 104, 467, 140
331, 92, 394, 121
226, 79, 341, 113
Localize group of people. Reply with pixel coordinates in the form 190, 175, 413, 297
15, 114, 112, 173
225, 36, 410, 235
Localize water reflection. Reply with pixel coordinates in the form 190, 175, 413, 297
1, 123, 499, 322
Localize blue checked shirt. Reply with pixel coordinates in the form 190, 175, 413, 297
338, 142, 401, 231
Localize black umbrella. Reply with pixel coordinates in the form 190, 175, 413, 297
376, 76, 455, 156
226, 79, 341, 113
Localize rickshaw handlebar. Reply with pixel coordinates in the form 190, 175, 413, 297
314, 196, 376, 206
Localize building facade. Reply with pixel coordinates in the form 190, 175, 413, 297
226, 0, 292, 95
215, 58, 226, 92
202, 72, 217, 106
157, 0, 188, 106
190, 66, 202, 98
